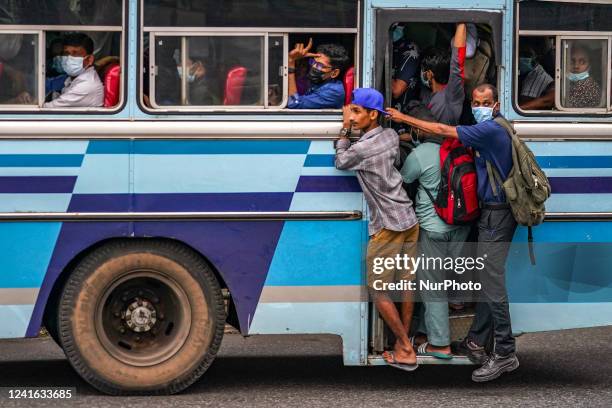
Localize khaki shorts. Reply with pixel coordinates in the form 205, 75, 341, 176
366, 225, 419, 290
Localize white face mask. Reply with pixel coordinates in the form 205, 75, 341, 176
177, 66, 196, 83
61, 55, 86, 77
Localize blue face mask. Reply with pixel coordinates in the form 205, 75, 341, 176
568, 70, 589, 82
61, 55, 85, 77
177, 67, 197, 83
472, 106, 494, 123
519, 57, 535, 75
51, 55, 65, 74
392, 26, 404, 43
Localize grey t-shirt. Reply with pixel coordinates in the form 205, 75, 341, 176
420, 45, 466, 126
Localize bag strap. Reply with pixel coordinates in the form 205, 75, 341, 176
528, 226, 536, 266
476, 150, 504, 198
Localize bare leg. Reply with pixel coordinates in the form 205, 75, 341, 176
375, 292, 416, 365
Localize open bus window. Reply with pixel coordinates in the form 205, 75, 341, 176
150, 35, 273, 108
0, 33, 38, 106
559, 38, 608, 110
516, 36, 556, 112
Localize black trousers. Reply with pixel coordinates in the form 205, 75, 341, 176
468, 206, 518, 356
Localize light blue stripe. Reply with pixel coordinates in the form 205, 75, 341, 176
0, 167, 80, 176
527, 141, 612, 157
249, 302, 363, 365
87, 140, 312, 155
307, 140, 336, 155
301, 167, 354, 176
0, 223, 62, 287
544, 168, 612, 177
0, 194, 71, 212
0, 141, 88, 154
134, 154, 306, 193
289, 192, 363, 211
0, 155, 83, 167
72, 155, 130, 194
265, 221, 364, 286
0, 305, 34, 339
510, 303, 612, 334
545, 194, 612, 213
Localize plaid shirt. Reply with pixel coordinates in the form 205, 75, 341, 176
335, 126, 418, 236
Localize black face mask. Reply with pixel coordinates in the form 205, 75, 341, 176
307, 67, 327, 84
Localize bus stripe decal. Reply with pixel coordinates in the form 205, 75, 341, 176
0, 176, 77, 193
0, 155, 84, 167
296, 176, 362, 192
549, 177, 612, 194
86, 140, 312, 155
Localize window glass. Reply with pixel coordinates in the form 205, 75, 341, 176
153, 35, 264, 107
519, 1, 612, 32
0, 33, 38, 105
143, 0, 358, 28
560, 39, 607, 109
0, 0, 123, 26
516, 36, 556, 111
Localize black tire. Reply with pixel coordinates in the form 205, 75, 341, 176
58, 240, 225, 395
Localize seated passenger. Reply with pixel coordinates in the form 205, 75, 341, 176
45, 38, 68, 96
0, 33, 32, 104
43, 33, 104, 108
287, 39, 348, 109
518, 42, 554, 110
183, 58, 219, 105
420, 23, 467, 125
565, 44, 601, 108
391, 23, 420, 112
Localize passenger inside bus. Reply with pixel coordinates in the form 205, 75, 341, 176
181, 57, 220, 106
564, 42, 603, 109
43, 33, 104, 108
0, 33, 33, 104
287, 38, 349, 109
518, 38, 555, 111
390, 23, 420, 116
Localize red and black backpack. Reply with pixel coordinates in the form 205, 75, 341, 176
424, 138, 480, 225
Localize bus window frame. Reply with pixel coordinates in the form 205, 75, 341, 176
0, 29, 43, 111
141, 27, 358, 114
513, 0, 612, 117
0, 0, 127, 115
147, 31, 289, 111
555, 34, 610, 113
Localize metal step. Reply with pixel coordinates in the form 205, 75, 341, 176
368, 354, 474, 366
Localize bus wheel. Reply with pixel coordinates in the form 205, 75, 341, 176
58, 240, 225, 395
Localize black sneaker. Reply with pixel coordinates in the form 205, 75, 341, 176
471, 353, 519, 383
451, 338, 488, 365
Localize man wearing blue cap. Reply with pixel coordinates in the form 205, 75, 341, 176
336, 88, 420, 371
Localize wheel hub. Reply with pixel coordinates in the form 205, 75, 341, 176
124, 299, 157, 332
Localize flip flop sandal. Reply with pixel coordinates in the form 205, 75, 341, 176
417, 342, 454, 360
384, 351, 419, 372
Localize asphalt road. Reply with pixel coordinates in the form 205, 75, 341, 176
1, 327, 611, 407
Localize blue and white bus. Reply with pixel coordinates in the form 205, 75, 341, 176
0, 0, 611, 395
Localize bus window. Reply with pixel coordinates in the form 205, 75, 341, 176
0, 33, 38, 106
141, 1, 358, 113
559, 38, 608, 110
516, 36, 556, 112
0, 0, 122, 26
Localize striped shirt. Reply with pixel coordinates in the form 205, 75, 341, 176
520, 64, 553, 99
335, 126, 418, 236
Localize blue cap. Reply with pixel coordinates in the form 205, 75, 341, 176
350, 88, 388, 116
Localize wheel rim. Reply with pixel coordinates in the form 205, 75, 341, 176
95, 270, 192, 367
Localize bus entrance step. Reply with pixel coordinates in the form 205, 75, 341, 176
367, 354, 475, 366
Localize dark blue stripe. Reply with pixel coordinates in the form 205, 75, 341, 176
537, 156, 612, 169
296, 176, 361, 192
0, 154, 83, 167
550, 177, 612, 194
304, 154, 335, 167
68, 193, 294, 212
0, 176, 77, 193
87, 140, 311, 155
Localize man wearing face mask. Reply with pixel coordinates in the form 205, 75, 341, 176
419, 23, 467, 126
518, 42, 554, 111
287, 38, 348, 109
43, 33, 104, 108
386, 84, 519, 383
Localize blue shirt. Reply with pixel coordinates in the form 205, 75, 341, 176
46, 74, 68, 95
391, 39, 420, 111
457, 117, 513, 204
287, 79, 344, 109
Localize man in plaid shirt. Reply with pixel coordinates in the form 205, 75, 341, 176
336, 88, 420, 371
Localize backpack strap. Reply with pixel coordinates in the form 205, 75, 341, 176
493, 116, 516, 137
475, 150, 504, 198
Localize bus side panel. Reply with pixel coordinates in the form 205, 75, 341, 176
0, 140, 130, 339
508, 141, 612, 333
